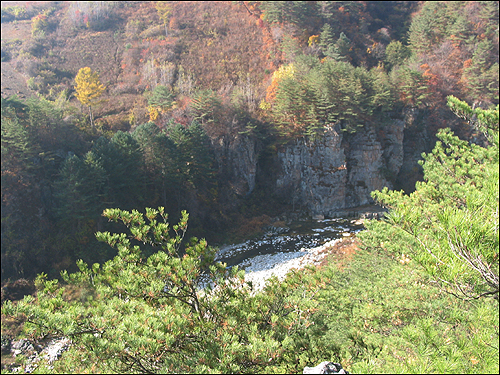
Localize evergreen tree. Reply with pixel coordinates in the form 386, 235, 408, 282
108, 131, 144, 209
189, 89, 222, 126
369, 65, 394, 112
319, 23, 335, 53
1, 100, 35, 174
54, 152, 107, 226
89, 133, 144, 210
331, 32, 351, 62
367, 96, 499, 300
2, 207, 318, 373
389, 63, 430, 108
463, 39, 499, 103
408, 2, 440, 55
268, 57, 382, 136
260, 1, 317, 27
167, 121, 217, 192
133, 122, 179, 208
384, 40, 410, 70
147, 84, 175, 110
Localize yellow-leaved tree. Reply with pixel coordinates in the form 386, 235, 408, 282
75, 67, 106, 132
156, 2, 172, 37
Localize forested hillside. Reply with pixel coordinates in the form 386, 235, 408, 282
2, 1, 497, 282
1, 1, 498, 374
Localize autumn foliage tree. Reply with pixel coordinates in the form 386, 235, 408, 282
155, 1, 173, 37
74, 67, 106, 132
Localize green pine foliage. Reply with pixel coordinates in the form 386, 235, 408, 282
464, 39, 499, 103
260, 1, 318, 28
384, 40, 410, 70
324, 237, 499, 374
147, 85, 175, 111
166, 120, 217, 192
268, 56, 394, 137
2, 207, 322, 374
389, 62, 430, 108
132, 122, 180, 208
368, 96, 499, 301
3, 212, 498, 373
189, 89, 222, 126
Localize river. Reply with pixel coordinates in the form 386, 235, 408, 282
215, 217, 365, 272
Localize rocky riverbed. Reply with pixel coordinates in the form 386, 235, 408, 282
241, 237, 346, 290
215, 217, 365, 290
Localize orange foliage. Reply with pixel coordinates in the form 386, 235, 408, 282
463, 59, 473, 69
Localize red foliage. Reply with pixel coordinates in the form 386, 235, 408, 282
140, 48, 150, 59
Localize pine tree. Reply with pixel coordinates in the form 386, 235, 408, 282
74, 67, 106, 133
2, 207, 319, 373
463, 39, 499, 103
319, 23, 335, 53
147, 85, 174, 110
86, 135, 143, 211
189, 89, 222, 126
167, 121, 217, 192
133, 122, 179, 208
332, 32, 351, 62
368, 96, 499, 300
384, 40, 410, 70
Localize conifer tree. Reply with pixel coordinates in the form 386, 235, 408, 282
463, 39, 499, 103
74, 67, 106, 133
133, 122, 179, 208
2, 207, 318, 373
368, 96, 499, 300
332, 32, 351, 62
384, 40, 410, 70
189, 89, 222, 126
319, 23, 335, 53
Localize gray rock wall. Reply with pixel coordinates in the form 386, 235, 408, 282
274, 119, 405, 217
210, 117, 408, 218
275, 125, 348, 216
212, 133, 258, 196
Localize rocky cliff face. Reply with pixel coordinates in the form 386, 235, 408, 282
275, 125, 348, 216
212, 133, 258, 197
215, 116, 410, 218
273, 118, 405, 217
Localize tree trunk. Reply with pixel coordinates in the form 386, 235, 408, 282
89, 105, 95, 133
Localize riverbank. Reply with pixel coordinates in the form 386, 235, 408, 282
242, 234, 359, 291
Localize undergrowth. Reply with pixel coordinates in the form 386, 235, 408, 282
296, 233, 499, 374
2, 233, 498, 374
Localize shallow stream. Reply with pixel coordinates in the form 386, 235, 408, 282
215, 218, 364, 269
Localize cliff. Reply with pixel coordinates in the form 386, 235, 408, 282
218, 117, 406, 218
